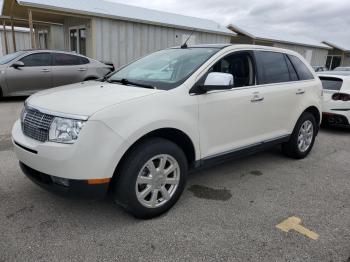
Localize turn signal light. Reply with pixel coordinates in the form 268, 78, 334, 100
332, 93, 350, 101
87, 178, 111, 185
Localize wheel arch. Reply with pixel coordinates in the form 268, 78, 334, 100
112, 128, 196, 180
304, 106, 321, 125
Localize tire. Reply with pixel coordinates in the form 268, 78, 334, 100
0, 87, 3, 101
113, 138, 188, 219
282, 112, 317, 159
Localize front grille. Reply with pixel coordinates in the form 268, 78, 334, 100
22, 108, 55, 142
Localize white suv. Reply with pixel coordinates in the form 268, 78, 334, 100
12, 45, 322, 218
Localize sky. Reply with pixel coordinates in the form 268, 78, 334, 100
108, 0, 350, 48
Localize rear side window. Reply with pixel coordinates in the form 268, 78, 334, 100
319, 77, 343, 91
20, 53, 51, 67
255, 51, 291, 84
79, 57, 90, 65
53, 53, 81, 66
287, 55, 314, 80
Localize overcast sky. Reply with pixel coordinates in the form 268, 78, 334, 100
109, 0, 350, 47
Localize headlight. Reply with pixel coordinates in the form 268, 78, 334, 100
49, 117, 85, 144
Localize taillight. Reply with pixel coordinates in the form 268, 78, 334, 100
332, 93, 350, 101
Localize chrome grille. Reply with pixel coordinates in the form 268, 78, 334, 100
22, 108, 55, 142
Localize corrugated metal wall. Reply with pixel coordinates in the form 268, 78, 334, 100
343, 55, 350, 66
0, 30, 31, 55
273, 42, 329, 66
92, 17, 231, 68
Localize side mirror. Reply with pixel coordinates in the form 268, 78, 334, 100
204, 72, 234, 87
191, 72, 234, 94
11, 61, 24, 69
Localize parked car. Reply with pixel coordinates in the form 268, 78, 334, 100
318, 73, 350, 127
312, 66, 328, 72
0, 50, 113, 98
333, 66, 350, 72
12, 44, 322, 218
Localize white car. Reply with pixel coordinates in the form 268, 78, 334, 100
12, 44, 322, 218
318, 74, 350, 127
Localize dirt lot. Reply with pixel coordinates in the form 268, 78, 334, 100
0, 98, 349, 262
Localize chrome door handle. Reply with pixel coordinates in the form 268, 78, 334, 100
78, 68, 87, 72
251, 96, 264, 103
296, 89, 305, 95
41, 69, 50, 73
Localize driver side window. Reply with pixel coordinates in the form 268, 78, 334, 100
20, 53, 52, 67
211, 52, 255, 88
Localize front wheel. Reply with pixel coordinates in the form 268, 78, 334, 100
113, 138, 188, 219
282, 112, 317, 159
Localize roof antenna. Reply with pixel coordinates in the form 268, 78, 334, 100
181, 30, 195, 49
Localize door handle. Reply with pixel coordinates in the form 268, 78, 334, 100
41, 69, 51, 73
78, 68, 87, 72
251, 95, 264, 103
296, 89, 305, 95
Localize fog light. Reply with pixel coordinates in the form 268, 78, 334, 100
51, 176, 70, 187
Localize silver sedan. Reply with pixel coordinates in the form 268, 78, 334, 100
0, 50, 113, 98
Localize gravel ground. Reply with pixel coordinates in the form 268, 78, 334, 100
0, 99, 349, 262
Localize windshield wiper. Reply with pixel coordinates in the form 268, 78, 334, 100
107, 78, 156, 89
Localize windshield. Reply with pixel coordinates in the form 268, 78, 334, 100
108, 48, 220, 90
0, 51, 25, 65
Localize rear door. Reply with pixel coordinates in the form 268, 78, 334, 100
253, 51, 300, 138
6, 52, 52, 95
51, 53, 88, 87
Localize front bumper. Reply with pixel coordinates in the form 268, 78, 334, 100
20, 162, 109, 198
12, 119, 125, 180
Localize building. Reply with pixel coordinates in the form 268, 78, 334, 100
322, 41, 350, 69
0, 27, 31, 55
1, 0, 233, 67
228, 24, 331, 67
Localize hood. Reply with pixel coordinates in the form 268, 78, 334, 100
27, 81, 163, 117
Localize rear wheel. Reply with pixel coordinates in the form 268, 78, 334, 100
0, 87, 3, 101
282, 112, 317, 159
113, 138, 188, 219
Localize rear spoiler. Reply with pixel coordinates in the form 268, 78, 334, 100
100, 61, 115, 72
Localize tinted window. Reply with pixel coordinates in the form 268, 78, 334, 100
319, 77, 343, 91
285, 55, 298, 81
211, 52, 255, 87
79, 57, 89, 65
53, 53, 81, 66
255, 51, 290, 84
20, 53, 51, 67
288, 55, 314, 80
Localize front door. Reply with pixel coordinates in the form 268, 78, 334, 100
6, 52, 52, 96
197, 51, 267, 159
69, 27, 87, 56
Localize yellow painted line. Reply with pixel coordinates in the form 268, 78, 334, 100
276, 216, 319, 240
